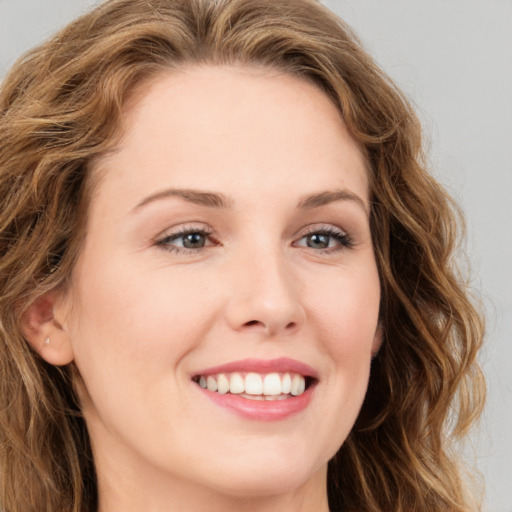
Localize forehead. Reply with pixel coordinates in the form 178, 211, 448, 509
90, 65, 369, 211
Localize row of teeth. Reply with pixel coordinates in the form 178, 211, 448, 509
196, 372, 306, 399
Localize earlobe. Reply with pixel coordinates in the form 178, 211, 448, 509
371, 325, 383, 358
20, 292, 74, 366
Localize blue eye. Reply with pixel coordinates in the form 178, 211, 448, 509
305, 233, 333, 249
295, 228, 351, 251
177, 232, 207, 249
156, 228, 213, 252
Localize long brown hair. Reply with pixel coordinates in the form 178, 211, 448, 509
0, 1, 485, 510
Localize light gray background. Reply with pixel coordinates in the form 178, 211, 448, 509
1, 0, 511, 510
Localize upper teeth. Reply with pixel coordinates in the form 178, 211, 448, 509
196, 372, 306, 397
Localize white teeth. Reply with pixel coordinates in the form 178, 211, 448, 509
281, 373, 291, 394
245, 373, 263, 395
196, 371, 309, 398
229, 373, 244, 394
217, 374, 230, 394
206, 376, 218, 392
263, 373, 282, 395
291, 374, 305, 396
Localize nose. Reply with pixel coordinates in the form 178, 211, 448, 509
223, 247, 305, 338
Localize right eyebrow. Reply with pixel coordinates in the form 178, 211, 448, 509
297, 188, 369, 217
131, 188, 233, 212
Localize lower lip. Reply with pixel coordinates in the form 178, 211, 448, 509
196, 384, 316, 421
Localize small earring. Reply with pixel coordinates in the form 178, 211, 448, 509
44, 337, 50, 345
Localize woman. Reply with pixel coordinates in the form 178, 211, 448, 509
0, 0, 485, 511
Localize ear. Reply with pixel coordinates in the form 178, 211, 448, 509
371, 324, 383, 358
20, 291, 74, 366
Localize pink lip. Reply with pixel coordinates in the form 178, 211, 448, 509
192, 357, 318, 379
192, 358, 318, 421
197, 386, 315, 421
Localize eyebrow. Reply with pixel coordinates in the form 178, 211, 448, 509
132, 188, 232, 211
297, 189, 369, 215
132, 187, 368, 215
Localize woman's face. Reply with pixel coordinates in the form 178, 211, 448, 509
57, 66, 381, 504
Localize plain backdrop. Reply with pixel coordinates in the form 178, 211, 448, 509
1, 1, 511, 510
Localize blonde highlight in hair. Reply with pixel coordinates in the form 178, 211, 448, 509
0, 1, 484, 511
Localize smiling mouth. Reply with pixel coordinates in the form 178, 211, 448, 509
192, 372, 315, 400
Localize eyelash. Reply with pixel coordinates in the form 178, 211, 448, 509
155, 224, 353, 255
294, 225, 353, 253
155, 225, 216, 254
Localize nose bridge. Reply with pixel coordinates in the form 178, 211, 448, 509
224, 239, 304, 336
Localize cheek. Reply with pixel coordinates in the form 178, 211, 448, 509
66, 261, 220, 396
309, 267, 380, 359
305, 263, 380, 430
65, 263, 226, 451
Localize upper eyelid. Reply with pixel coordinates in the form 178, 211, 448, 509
155, 223, 213, 240
300, 225, 346, 233
294, 223, 348, 238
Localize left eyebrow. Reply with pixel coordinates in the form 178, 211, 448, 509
297, 189, 369, 216
131, 188, 233, 212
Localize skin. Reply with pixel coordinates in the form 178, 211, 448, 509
27, 66, 381, 512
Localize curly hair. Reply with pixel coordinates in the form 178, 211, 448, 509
0, 0, 485, 511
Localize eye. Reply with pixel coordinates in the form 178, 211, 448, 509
294, 226, 352, 252
155, 226, 216, 253
177, 232, 207, 249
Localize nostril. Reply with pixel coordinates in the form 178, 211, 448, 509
239, 318, 300, 335
241, 320, 298, 333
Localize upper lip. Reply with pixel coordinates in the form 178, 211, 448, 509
192, 357, 318, 379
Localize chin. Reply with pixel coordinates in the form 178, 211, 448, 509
195, 447, 327, 499
209, 470, 318, 499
